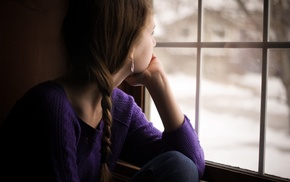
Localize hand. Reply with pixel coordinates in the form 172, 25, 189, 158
125, 53, 165, 88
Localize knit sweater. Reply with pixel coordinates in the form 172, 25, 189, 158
0, 81, 205, 181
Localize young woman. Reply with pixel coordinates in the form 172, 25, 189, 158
0, 0, 205, 181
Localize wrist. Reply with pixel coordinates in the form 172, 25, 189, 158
145, 71, 167, 94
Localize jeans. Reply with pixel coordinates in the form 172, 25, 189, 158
129, 151, 199, 182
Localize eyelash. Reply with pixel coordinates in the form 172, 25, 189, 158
151, 31, 155, 35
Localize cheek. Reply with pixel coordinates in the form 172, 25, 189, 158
134, 51, 151, 73
134, 41, 153, 73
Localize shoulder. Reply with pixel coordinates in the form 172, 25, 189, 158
3, 80, 76, 132
13, 80, 70, 114
111, 88, 135, 106
111, 88, 143, 122
22, 81, 66, 102
26, 80, 65, 96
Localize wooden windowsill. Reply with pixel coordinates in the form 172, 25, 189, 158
112, 160, 290, 182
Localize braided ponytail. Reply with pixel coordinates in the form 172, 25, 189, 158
90, 64, 114, 182
100, 89, 113, 182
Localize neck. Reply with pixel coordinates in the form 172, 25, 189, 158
54, 74, 103, 128
112, 60, 132, 87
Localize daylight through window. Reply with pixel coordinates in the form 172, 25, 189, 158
147, 0, 290, 180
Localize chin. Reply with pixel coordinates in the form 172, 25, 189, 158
134, 67, 147, 74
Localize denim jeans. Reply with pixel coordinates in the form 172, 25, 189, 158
129, 151, 199, 182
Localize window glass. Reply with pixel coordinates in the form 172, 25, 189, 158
269, 0, 290, 42
199, 48, 261, 171
153, 0, 198, 42
202, 0, 263, 42
266, 49, 290, 179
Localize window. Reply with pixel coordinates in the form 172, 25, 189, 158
145, 0, 290, 181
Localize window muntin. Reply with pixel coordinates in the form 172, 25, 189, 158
150, 0, 290, 180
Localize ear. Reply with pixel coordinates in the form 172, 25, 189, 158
129, 48, 135, 60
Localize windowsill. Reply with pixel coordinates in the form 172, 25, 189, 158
202, 160, 290, 182
113, 160, 290, 182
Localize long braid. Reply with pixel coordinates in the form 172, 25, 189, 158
100, 94, 113, 182
91, 64, 113, 182
100, 86, 113, 182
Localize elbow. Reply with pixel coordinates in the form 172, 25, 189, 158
197, 159, 206, 179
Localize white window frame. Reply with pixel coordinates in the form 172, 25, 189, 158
145, 0, 290, 181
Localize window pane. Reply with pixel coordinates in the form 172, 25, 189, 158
148, 48, 197, 131
269, 0, 290, 42
199, 48, 262, 172
266, 49, 290, 179
153, 0, 198, 42
202, 0, 263, 42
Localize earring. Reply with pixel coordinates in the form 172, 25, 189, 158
130, 59, 134, 73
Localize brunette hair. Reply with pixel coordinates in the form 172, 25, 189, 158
62, 0, 153, 181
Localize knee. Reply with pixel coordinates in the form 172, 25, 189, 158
162, 151, 199, 181
131, 151, 199, 182
166, 151, 197, 170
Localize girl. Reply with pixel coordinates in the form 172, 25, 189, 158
0, 0, 205, 181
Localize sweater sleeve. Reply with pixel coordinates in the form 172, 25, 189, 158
162, 116, 205, 177
113, 88, 205, 177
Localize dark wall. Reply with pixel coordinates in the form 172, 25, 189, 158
0, 0, 69, 126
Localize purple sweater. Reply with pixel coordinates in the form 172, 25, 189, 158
0, 81, 205, 181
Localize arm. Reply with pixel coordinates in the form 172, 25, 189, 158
126, 53, 184, 132
125, 54, 205, 176
144, 59, 184, 131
